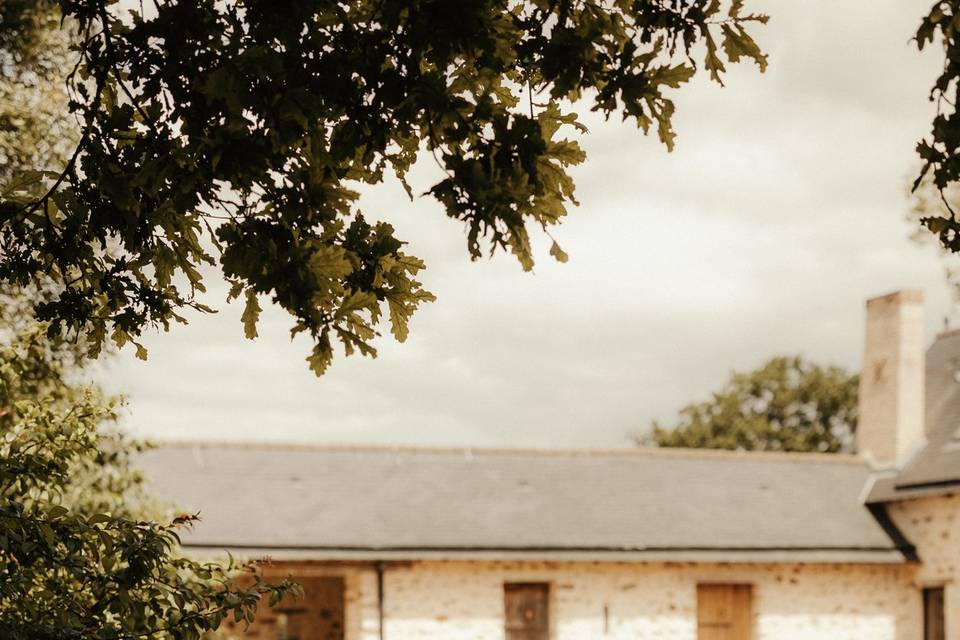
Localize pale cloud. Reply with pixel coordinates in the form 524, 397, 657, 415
102, 0, 954, 448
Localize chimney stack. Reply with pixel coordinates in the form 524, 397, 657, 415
856, 290, 926, 469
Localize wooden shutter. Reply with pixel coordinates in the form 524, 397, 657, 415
924, 587, 945, 640
505, 582, 549, 640
697, 584, 752, 640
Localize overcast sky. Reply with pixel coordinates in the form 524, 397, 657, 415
100, 0, 955, 448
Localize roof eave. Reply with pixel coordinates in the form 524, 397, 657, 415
179, 544, 908, 565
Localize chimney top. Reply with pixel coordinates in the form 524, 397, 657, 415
865, 289, 923, 306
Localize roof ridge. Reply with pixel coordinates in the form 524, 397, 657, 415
146, 438, 866, 465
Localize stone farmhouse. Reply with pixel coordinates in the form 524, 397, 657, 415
140, 290, 960, 640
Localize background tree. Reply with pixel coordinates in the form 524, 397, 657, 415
0, 0, 77, 185
0, 301, 296, 639
643, 356, 858, 453
0, 0, 769, 375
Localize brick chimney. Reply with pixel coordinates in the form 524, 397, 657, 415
856, 290, 926, 469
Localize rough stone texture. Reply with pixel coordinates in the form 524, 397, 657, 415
889, 493, 960, 640
858, 290, 927, 469
219, 560, 921, 640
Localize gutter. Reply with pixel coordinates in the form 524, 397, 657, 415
865, 502, 919, 563
895, 477, 960, 492
181, 542, 905, 554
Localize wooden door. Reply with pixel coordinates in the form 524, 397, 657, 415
697, 584, 752, 640
234, 575, 345, 640
282, 576, 344, 640
924, 587, 945, 640
505, 582, 549, 640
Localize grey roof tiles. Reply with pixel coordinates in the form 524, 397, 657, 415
138, 443, 904, 563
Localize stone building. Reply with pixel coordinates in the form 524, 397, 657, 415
140, 290, 960, 640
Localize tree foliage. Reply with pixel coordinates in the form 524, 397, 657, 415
0, 310, 296, 639
644, 356, 858, 453
0, 0, 768, 375
911, 2, 960, 252
906, 173, 960, 312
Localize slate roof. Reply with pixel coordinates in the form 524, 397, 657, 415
138, 442, 905, 563
867, 330, 960, 503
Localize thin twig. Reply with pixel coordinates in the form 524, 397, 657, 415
528, 77, 534, 118
940, 187, 958, 219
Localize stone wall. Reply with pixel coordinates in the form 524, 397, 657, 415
223, 559, 922, 640
889, 492, 960, 639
